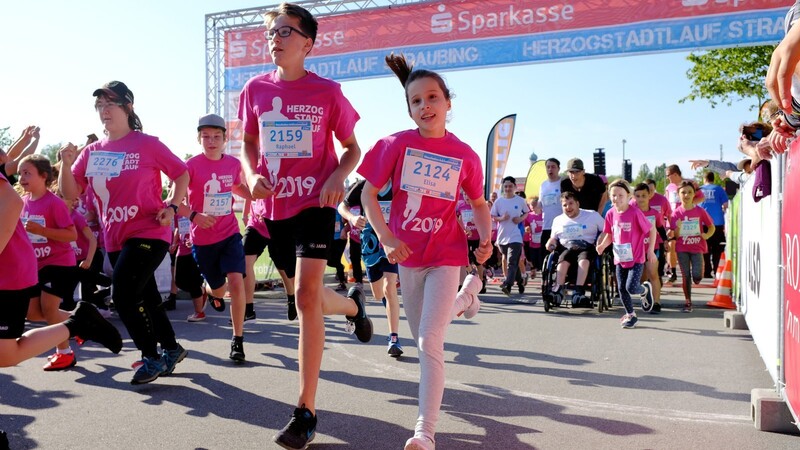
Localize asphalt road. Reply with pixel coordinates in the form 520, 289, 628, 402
2, 275, 798, 449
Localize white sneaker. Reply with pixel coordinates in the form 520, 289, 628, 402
187, 311, 206, 322
455, 274, 482, 319
405, 436, 435, 450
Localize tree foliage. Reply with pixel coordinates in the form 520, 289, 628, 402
40, 143, 62, 164
680, 45, 775, 114
0, 127, 13, 150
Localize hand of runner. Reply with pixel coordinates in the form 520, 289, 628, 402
319, 176, 345, 207
383, 235, 412, 264
474, 238, 492, 264
194, 213, 216, 229
58, 143, 78, 166
156, 207, 175, 226
247, 174, 273, 199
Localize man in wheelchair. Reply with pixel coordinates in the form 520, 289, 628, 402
544, 192, 605, 307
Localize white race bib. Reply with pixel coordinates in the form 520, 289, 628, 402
533, 231, 543, 244
461, 209, 474, 224
646, 215, 657, 228
400, 148, 462, 201
378, 201, 392, 223
25, 216, 47, 244
86, 151, 125, 177
681, 218, 701, 236
203, 192, 232, 216
260, 120, 312, 158
178, 216, 191, 236
542, 193, 558, 207
613, 243, 634, 262
562, 224, 583, 240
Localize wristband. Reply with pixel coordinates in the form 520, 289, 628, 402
190, 211, 198, 222
168, 204, 179, 214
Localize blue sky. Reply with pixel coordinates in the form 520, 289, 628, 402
0, 1, 769, 186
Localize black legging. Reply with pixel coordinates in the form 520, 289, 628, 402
108, 238, 176, 358
79, 248, 111, 307
175, 254, 204, 299
703, 226, 726, 277
349, 239, 363, 283
327, 239, 347, 283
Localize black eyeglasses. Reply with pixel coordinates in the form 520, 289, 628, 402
264, 26, 309, 40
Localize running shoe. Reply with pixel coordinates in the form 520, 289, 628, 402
640, 281, 654, 312
345, 285, 373, 343
335, 282, 347, 292
621, 314, 639, 329
651, 303, 662, 314
287, 297, 297, 321
274, 406, 317, 450
455, 274, 482, 319
188, 311, 206, 322
131, 355, 166, 385
161, 343, 188, 376
229, 337, 245, 363
69, 301, 123, 354
404, 436, 435, 450
43, 352, 76, 371
682, 303, 693, 313
518, 283, 525, 294
668, 272, 677, 283
387, 335, 404, 358
245, 309, 256, 321
500, 284, 511, 296
209, 295, 225, 312
162, 293, 177, 311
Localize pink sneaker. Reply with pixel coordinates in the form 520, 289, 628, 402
455, 274, 482, 319
405, 436, 435, 450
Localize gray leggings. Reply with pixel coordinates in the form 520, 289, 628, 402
677, 251, 704, 302
398, 265, 460, 443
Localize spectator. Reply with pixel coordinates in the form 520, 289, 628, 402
560, 158, 607, 213
698, 171, 728, 278
538, 157, 562, 245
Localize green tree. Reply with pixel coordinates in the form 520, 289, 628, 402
633, 163, 651, 185
40, 143, 62, 164
680, 45, 775, 117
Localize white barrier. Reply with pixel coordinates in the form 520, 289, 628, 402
738, 159, 784, 385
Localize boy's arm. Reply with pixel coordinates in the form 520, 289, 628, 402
320, 133, 360, 208
241, 132, 273, 199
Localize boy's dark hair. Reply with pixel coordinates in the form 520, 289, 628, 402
634, 182, 650, 193
560, 191, 578, 203
678, 180, 696, 192
546, 157, 560, 167
705, 171, 715, 183
385, 53, 452, 114
645, 178, 657, 186
666, 164, 681, 177
502, 175, 516, 185
264, 3, 318, 43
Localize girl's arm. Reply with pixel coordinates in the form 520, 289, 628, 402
80, 226, 97, 269
595, 232, 611, 254
0, 180, 23, 253
361, 180, 412, 263
25, 223, 77, 243
702, 223, 716, 242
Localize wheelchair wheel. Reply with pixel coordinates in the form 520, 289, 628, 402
602, 252, 617, 309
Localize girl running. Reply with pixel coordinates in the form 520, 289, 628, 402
595, 179, 656, 329
19, 154, 80, 369
359, 53, 492, 450
59, 80, 190, 384
669, 180, 715, 312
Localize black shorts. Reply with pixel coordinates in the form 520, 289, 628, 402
38, 265, 81, 299
243, 225, 269, 257
557, 246, 597, 266
365, 257, 399, 283
266, 207, 334, 263
0, 286, 38, 339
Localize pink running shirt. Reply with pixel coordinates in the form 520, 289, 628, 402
71, 131, 188, 253
246, 198, 270, 239
357, 130, 483, 268
603, 206, 652, 268
238, 70, 360, 221
640, 207, 664, 246
22, 191, 77, 270
457, 200, 479, 241
525, 212, 544, 248
670, 205, 714, 254
70, 209, 91, 261
186, 154, 242, 246
0, 173, 38, 290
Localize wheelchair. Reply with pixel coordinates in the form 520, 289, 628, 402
540, 242, 613, 313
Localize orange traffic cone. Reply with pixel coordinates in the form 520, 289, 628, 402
713, 252, 727, 288
707, 257, 735, 309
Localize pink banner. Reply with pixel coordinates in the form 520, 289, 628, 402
225, 0, 788, 67
783, 140, 800, 426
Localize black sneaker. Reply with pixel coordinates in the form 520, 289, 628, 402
162, 293, 177, 311
345, 285, 373, 343
209, 295, 225, 312
651, 303, 662, 314
131, 355, 166, 385
245, 310, 256, 321
229, 337, 245, 363
70, 301, 122, 354
274, 406, 317, 450
161, 343, 188, 376
287, 298, 297, 321
668, 272, 677, 283
500, 284, 511, 296
518, 283, 525, 294
479, 280, 487, 294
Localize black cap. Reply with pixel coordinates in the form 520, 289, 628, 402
566, 158, 585, 172
93, 81, 134, 104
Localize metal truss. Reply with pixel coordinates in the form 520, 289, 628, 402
205, 0, 431, 114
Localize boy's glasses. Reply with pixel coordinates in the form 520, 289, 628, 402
264, 26, 309, 40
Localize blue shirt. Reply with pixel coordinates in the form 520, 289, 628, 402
699, 184, 728, 225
